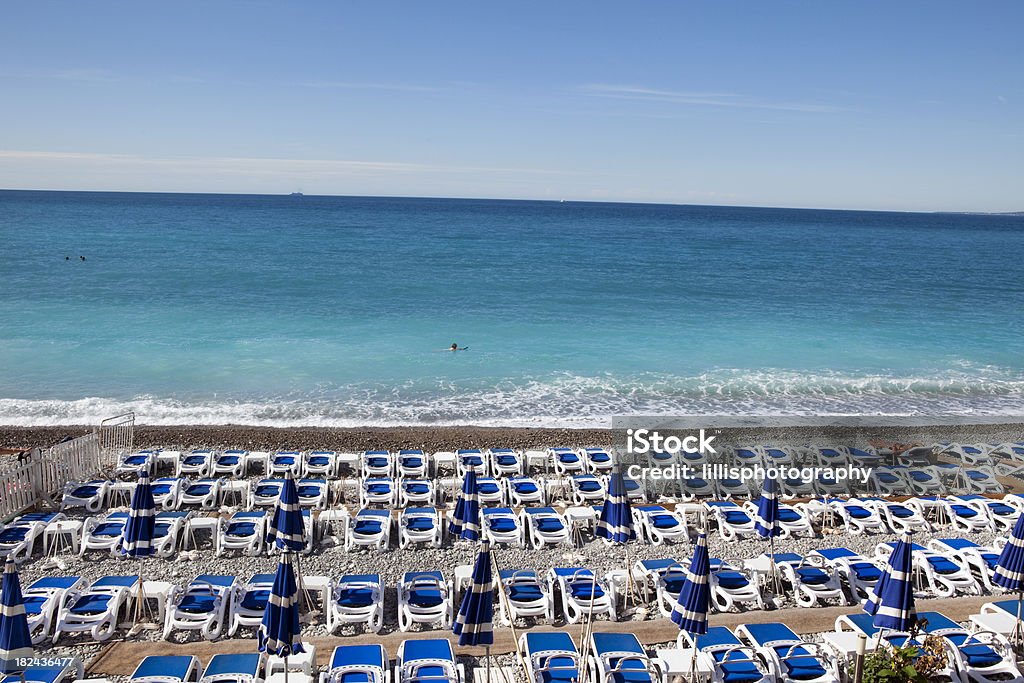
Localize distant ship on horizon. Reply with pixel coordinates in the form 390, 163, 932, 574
289, 191, 304, 197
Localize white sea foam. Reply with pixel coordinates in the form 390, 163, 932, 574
3, 368, 1024, 427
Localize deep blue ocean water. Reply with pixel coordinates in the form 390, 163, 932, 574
2, 190, 1023, 426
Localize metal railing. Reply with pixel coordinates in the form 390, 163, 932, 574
100, 411, 135, 457
1, 415, 131, 521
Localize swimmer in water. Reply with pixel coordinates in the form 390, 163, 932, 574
449, 343, 468, 351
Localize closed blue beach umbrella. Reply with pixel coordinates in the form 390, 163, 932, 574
121, 469, 156, 558
0, 559, 33, 674
865, 534, 916, 631
453, 541, 494, 646
671, 532, 710, 635
596, 466, 636, 543
449, 471, 481, 541
259, 552, 304, 658
993, 514, 1024, 644
267, 471, 307, 552
753, 477, 780, 539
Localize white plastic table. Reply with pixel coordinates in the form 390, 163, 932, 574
432, 451, 457, 475
267, 642, 316, 674
524, 450, 548, 473
183, 515, 221, 551
131, 580, 175, 621
300, 576, 331, 613
219, 480, 251, 508
656, 648, 711, 683
155, 451, 181, 471
107, 481, 136, 508
44, 519, 84, 555
564, 506, 598, 533
970, 611, 1018, 636
821, 631, 875, 664
246, 451, 270, 475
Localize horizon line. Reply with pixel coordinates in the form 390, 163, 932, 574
0, 186, 1021, 217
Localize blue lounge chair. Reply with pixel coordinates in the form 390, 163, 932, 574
131, 655, 201, 683
588, 632, 660, 683
229, 573, 276, 635
482, 507, 524, 547
498, 569, 552, 624
519, 632, 579, 683
394, 639, 463, 683
23, 576, 84, 644
201, 653, 264, 683
347, 509, 392, 551
398, 571, 452, 632
52, 575, 138, 642
163, 574, 240, 641
328, 574, 384, 634
679, 626, 773, 683
320, 645, 389, 683
736, 623, 839, 683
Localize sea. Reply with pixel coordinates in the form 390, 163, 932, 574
2, 190, 1023, 427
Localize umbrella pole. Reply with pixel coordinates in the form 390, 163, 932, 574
1016, 590, 1023, 650
486, 646, 492, 683
489, 550, 529, 675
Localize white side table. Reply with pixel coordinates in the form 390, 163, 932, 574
133, 580, 175, 621
44, 519, 84, 555
821, 631, 875, 667
969, 611, 1017, 636
454, 564, 474, 604
656, 648, 711, 683
219, 480, 251, 508
564, 506, 598, 533
107, 481, 136, 508
300, 576, 331, 613
432, 452, 457, 475
155, 451, 181, 472
267, 642, 316, 674
524, 450, 548, 473
246, 451, 270, 475
335, 453, 360, 475
183, 515, 221, 551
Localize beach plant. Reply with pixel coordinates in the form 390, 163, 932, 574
861, 630, 948, 683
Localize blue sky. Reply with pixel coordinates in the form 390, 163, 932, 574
1, 1, 1021, 211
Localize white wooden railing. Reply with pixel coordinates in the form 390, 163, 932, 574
1, 417, 128, 521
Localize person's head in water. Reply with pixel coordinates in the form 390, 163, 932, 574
451, 343, 458, 351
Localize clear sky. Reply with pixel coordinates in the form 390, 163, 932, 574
1, 1, 1021, 211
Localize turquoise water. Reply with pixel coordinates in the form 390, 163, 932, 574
2, 190, 1023, 426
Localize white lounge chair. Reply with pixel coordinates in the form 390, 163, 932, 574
398, 478, 436, 507
163, 574, 240, 641
399, 507, 443, 549
228, 573, 276, 635
362, 451, 393, 478
217, 511, 267, 556
23, 575, 84, 644
736, 622, 840, 683
498, 569, 552, 624
346, 509, 392, 551
1, 512, 63, 562
80, 511, 129, 556
360, 477, 397, 508
482, 507, 524, 546
587, 633, 659, 683
489, 448, 523, 476
131, 655, 201, 683
506, 477, 545, 506
569, 474, 606, 505
705, 501, 757, 541
397, 571, 452, 631
150, 476, 186, 511
178, 450, 215, 478
179, 478, 222, 509
547, 567, 615, 624
632, 505, 689, 545
327, 574, 384, 634
394, 639, 463, 683
304, 450, 337, 477
52, 575, 138, 643
60, 480, 109, 513
200, 654, 264, 683
320, 645, 389, 683
521, 507, 570, 549
520, 632, 579, 683
213, 450, 247, 477
396, 450, 427, 478
269, 450, 303, 477
678, 627, 774, 683
550, 447, 585, 475
809, 547, 883, 603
